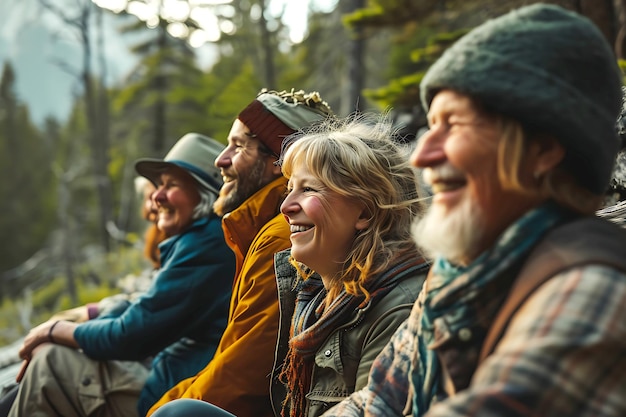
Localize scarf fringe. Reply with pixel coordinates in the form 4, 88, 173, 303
279, 344, 312, 417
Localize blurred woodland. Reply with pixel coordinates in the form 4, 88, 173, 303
0, 0, 624, 345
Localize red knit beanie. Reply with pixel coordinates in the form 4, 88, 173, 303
237, 100, 296, 156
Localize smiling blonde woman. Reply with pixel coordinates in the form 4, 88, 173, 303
272, 113, 430, 417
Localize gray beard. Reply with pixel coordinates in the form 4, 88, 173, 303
411, 196, 484, 266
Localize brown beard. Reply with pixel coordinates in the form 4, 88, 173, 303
213, 157, 269, 217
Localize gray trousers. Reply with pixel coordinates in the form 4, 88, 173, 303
8, 344, 149, 417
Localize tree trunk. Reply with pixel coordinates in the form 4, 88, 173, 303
79, 4, 113, 256
577, 0, 617, 51
343, 0, 366, 115
614, 0, 626, 58
95, 5, 115, 251
154, 25, 168, 156
58, 171, 77, 304
258, 0, 276, 89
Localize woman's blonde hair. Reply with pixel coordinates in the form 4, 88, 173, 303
496, 116, 603, 215
280, 113, 425, 301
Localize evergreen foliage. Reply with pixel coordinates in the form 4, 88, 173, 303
0, 62, 56, 282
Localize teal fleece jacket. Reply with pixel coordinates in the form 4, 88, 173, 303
74, 214, 235, 414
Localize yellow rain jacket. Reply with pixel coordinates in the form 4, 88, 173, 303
148, 177, 290, 417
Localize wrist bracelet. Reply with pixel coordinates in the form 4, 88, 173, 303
48, 320, 60, 344
86, 303, 99, 320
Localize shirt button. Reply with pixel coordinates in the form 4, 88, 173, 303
458, 328, 472, 342
81, 377, 91, 386
324, 349, 332, 357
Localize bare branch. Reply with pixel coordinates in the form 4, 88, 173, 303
49, 57, 80, 80
38, 0, 81, 27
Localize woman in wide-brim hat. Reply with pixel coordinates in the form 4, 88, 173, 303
8, 133, 236, 417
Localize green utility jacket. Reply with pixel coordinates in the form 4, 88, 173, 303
271, 249, 429, 417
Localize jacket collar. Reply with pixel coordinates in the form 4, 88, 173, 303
222, 176, 288, 260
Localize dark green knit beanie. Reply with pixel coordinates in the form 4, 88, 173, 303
420, 3, 623, 195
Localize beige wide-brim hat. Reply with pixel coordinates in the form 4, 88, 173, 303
135, 133, 225, 195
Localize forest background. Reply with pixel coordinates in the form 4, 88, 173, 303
0, 0, 623, 346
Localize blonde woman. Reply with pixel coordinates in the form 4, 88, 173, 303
273, 114, 429, 417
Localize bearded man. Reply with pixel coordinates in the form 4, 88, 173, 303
147, 89, 333, 417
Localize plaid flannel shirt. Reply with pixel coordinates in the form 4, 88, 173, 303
322, 264, 626, 417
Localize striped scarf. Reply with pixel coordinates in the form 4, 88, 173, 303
280, 254, 429, 417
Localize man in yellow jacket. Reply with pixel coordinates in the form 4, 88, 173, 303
147, 89, 333, 417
